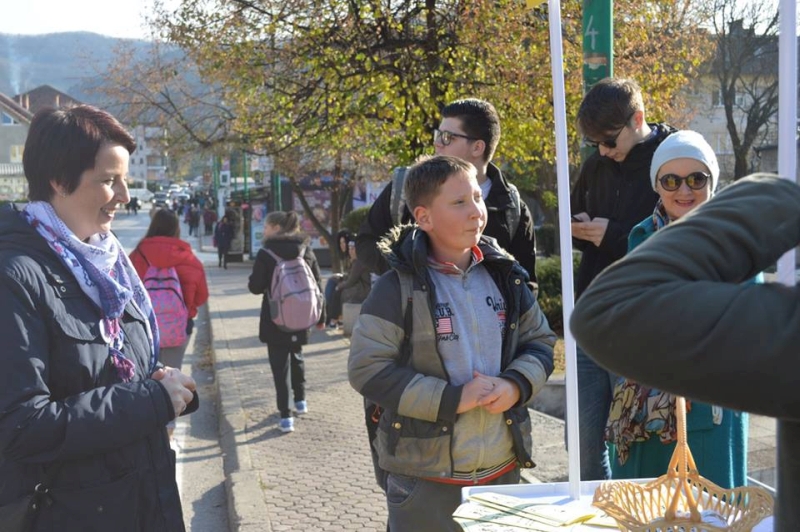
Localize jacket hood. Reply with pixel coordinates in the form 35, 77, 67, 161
620, 123, 677, 171
378, 224, 520, 278
132, 236, 197, 269
0, 204, 50, 254
261, 233, 311, 260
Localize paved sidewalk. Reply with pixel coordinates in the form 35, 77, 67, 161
207, 261, 388, 531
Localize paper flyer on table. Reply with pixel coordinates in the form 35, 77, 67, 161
453, 501, 560, 531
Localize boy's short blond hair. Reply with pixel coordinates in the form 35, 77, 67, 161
403, 155, 478, 210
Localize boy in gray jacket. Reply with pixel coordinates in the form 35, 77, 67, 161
348, 155, 555, 532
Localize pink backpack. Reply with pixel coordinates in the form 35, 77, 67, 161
140, 254, 189, 348
265, 247, 323, 332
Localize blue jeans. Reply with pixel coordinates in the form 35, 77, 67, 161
566, 346, 616, 481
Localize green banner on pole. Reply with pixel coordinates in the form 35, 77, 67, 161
582, 0, 613, 91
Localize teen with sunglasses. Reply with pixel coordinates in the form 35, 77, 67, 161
356, 98, 538, 287
569, 77, 676, 481
603, 130, 748, 489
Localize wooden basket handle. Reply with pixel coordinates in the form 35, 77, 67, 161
665, 396, 701, 522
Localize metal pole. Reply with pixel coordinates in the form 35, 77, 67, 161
548, 0, 582, 501
243, 151, 249, 199
777, 0, 797, 287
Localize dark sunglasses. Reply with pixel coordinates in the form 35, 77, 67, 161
658, 172, 711, 191
583, 111, 635, 149
433, 128, 478, 146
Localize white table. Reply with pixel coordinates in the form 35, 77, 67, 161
462, 481, 773, 531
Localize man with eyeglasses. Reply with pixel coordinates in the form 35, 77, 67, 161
569, 77, 676, 481
356, 98, 538, 286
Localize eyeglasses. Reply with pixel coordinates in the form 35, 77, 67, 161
657, 172, 711, 191
583, 112, 635, 149
433, 128, 478, 146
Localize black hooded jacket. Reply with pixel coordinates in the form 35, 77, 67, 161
248, 234, 324, 348
0, 205, 183, 531
570, 123, 676, 299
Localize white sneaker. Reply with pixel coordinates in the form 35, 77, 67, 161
294, 400, 308, 415
279, 417, 294, 433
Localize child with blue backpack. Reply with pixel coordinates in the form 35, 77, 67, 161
248, 211, 325, 433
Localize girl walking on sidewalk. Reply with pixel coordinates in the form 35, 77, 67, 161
248, 211, 324, 433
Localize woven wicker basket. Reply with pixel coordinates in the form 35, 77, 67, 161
593, 397, 773, 532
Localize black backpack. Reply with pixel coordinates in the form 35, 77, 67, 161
364, 273, 413, 491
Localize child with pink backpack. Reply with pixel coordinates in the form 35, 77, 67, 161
131, 209, 209, 436
248, 211, 324, 433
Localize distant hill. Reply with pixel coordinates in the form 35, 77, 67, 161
0, 32, 153, 104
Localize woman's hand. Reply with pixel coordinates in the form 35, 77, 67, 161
152, 366, 197, 419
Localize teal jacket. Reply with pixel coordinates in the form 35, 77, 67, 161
608, 215, 749, 488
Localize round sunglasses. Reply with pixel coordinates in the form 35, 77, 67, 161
657, 172, 710, 191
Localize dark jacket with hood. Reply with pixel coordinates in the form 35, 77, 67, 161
570, 123, 675, 298
571, 176, 798, 530
356, 162, 538, 284
348, 226, 555, 479
0, 205, 183, 531
248, 233, 323, 348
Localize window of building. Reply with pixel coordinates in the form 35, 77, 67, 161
1, 111, 18, 125
712, 88, 746, 108
9, 145, 23, 163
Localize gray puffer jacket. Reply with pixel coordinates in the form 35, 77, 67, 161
0, 205, 183, 532
349, 226, 555, 480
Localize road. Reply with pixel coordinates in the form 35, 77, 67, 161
114, 207, 229, 531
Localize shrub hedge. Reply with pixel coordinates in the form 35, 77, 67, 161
535, 252, 581, 337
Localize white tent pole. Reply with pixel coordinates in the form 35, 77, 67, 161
547, 0, 582, 500
777, 0, 797, 287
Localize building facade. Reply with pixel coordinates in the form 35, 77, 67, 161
0, 92, 32, 201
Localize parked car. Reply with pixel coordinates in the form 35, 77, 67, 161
153, 192, 169, 208
128, 188, 154, 204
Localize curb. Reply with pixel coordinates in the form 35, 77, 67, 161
206, 298, 272, 531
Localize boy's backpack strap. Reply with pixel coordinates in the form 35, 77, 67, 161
397, 272, 414, 365
506, 183, 522, 237
389, 167, 408, 226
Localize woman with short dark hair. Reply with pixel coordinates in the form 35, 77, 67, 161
0, 105, 194, 531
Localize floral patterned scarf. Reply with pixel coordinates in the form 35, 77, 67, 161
605, 199, 681, 465
22, 202, 159, 381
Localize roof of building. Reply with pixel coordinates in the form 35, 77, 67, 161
12, 85, 83, 116
0, 93, 33, 124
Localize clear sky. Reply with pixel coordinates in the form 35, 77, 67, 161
0, 0, 164, 40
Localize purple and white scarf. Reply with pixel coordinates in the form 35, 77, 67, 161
22, 201, 159, 381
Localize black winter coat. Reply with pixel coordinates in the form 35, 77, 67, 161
248, 234, 323, 348
570, 123, 675, 299
0, 205, 183, 532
